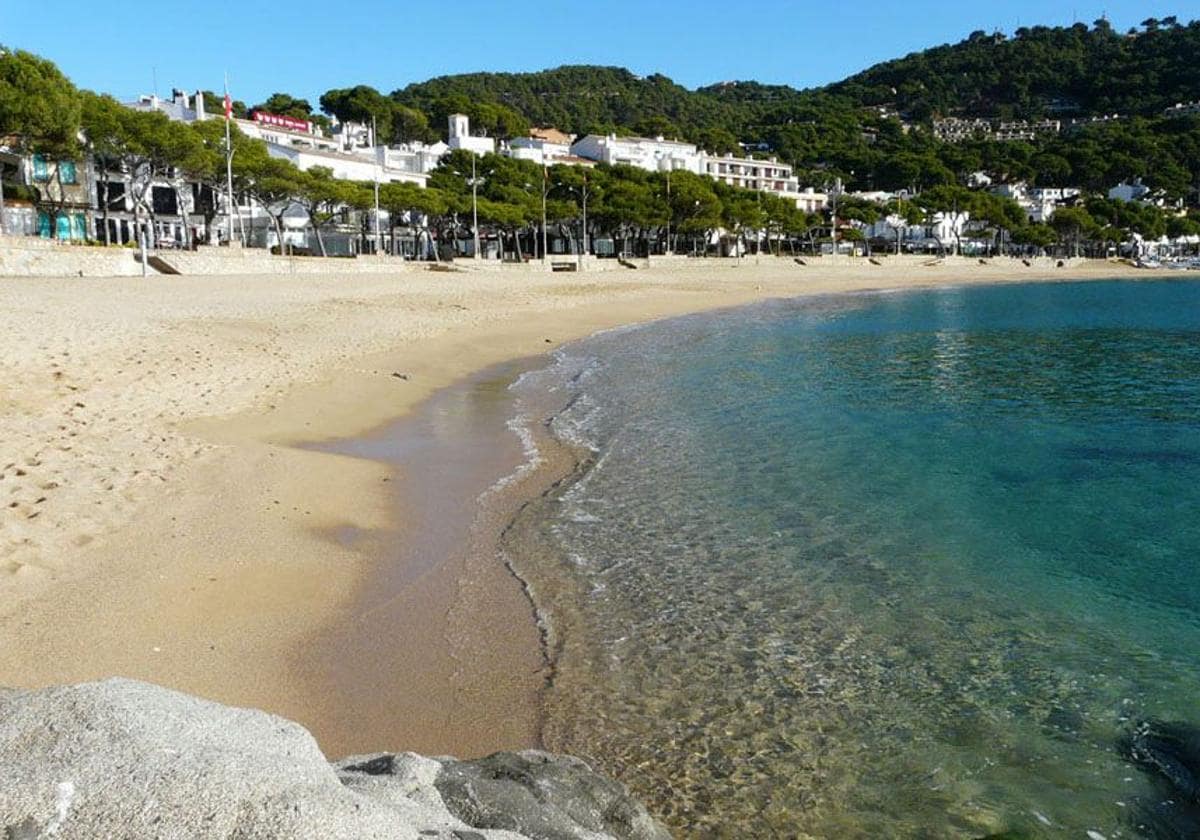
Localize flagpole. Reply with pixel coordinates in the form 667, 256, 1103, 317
372, 116, 381, 255
224, 73, 236, 246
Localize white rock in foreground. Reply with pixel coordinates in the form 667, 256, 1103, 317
0, 678, 670, 840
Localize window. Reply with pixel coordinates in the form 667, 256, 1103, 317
151, 186, 178, 216
59, 161, 77, 184
102, 181, 126, 209
32, 154, 49, 182
194, 184, 215, 214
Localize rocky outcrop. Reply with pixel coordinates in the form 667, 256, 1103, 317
0, 679, 669, 840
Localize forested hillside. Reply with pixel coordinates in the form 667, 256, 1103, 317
386, 18, 1200, 133
831, 17, 1200, 120
347, 18, 1200, 196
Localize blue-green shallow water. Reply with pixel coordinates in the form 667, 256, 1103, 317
507, 279, 1200, 838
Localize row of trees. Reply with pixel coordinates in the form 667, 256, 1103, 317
0, 47, 373, 254
81, 90, 368, 254
0, 44, 811, 258
4, 44, 1199, 260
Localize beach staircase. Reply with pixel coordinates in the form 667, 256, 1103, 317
135, 252, 182, 275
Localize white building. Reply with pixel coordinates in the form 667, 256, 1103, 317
570, 133, 698, 172
569, 133, 809, 207
967, 171, 993, 188
860, 211, 972, 252
846, 190, 897, 205
236, 113, 342, 153
1164, 101, 1200, 118
129, 89, 344, 153
794, 188, 830, 214
127, 89, 208, 121
1109, 179, 1152, 203
697, 152, 802, 199
377, 141, 449, 176
1028, 186, 1080, 202
265, 144, 427, 186
932, 118, 993, 143
989, 182, 1080, 223
507, 138, 569, 164
116, 86, 438, 250
447, 114, 496, 156
503, 127, 576, 165
994, 119, 1061, 142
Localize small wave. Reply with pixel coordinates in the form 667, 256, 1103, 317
476, 412, 544, 501
512, 347, 605, 398
549, 393, 604, 452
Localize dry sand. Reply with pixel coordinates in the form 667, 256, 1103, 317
0, 255, 1172, 758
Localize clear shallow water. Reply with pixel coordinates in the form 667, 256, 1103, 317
508, 279, 1200, 838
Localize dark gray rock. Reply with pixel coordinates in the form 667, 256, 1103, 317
0, 679, 672, 840
432, 751, 671, 840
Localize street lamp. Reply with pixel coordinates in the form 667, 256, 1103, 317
566, 176, 591, 270
0, 158, 6, 236
756, 189, 763, 264
541, 167, 549, 264
581, 177, 589, 262
470, 154, 480, 259
665, 169, 671, 256
829, 176, 844, 256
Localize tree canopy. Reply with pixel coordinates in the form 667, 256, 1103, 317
0, 46, 81, 157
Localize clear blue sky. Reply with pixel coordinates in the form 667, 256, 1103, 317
3, 0, 1197, 108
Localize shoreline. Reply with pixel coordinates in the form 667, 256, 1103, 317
0, 258, 1182, 760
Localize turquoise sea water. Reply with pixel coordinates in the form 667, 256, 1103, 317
508, 279, 1200, 838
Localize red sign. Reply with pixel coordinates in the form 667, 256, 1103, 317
252, 111, 312, 134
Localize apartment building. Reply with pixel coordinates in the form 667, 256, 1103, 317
569, 133, 807, 206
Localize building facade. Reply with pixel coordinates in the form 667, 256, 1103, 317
570, 133, 698, 172
447, 114, 496, 156
569, 133, 809, 207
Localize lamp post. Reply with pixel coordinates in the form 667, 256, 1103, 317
665, 169, 671, 256
541, 167, 549, 264
755, 188, 761, 265
471, 154, 480, 259
581, 176, 589, 268
0, 159, 7, 235
829, 176, 843, 256
567, 176, 591, 270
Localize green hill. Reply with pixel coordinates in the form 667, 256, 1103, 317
324, 18, 1200, 197
385, 18, 1200, 140
830, 18, 1200, 120
388, 65, 748, 148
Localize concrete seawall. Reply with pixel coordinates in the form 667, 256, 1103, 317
2, 236, 1097, 278
0, 238, 409, 278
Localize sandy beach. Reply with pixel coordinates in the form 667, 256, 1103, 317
0, 255, 1171, 759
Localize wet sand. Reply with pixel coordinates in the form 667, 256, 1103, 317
0, 257, 1176, 759
301, 358, 550, 757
